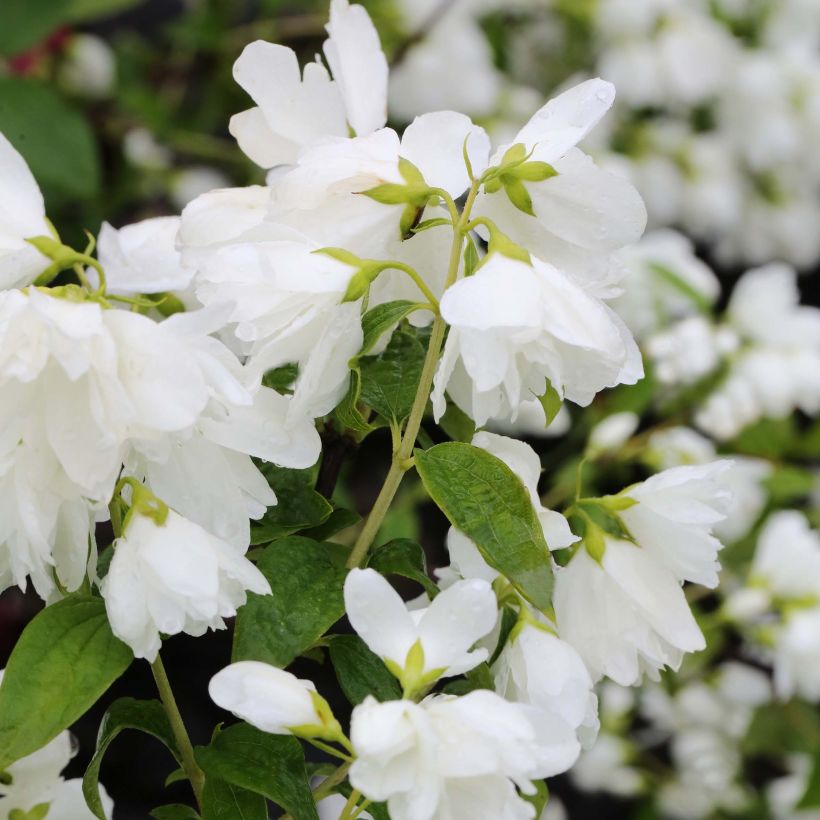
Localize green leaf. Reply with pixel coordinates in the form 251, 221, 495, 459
368, 539, 438, 597
441, 662, 495, 696
523, 780, 550, 815
328, 635, 402, 705
262, 363, 298, 393
201, 776, 266, 820
0, 0, 65, 55
83, 699, 180, 820
502, 177, 535, 216
250, 466, 332, 545
437, 401, 476, 443
196, 724, 318, 820
233, 537, 346, 667
65, 0, 145, 23
800, 755, 820, 808
535, 381, 562, 426
360, 330, 426, 425
415, 443, 554, 610
150, 806, 201, 820
360, 300, 425, 358
0, 78, 99, 203
764, 465, 815, 505
0, 594, 132, 769
301, 508, 360, 541
334, 369, 374, 437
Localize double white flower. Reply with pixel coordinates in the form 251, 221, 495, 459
349, 691, 579, 820
102, 507, 270, 661
555, 462, 732, 685
432, 253, 642, 425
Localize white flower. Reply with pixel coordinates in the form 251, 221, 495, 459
750, 511, 820, 601
209, 661, 338, 736
493, 618, 599, 747
554, 540, 705, 685
58, 33, 116, 98
647, 315, 738, 387
322, 0, 388, 137
696, 264, 820, 439
569, 732, 643, 797
101, 507, 271, 661
349, 691, 580, 820
767, 755, 820, 820
774, 607, 820, 701
388, 11, 502, 122
586, 412, 639, 457
170, 166, 232, 211
276, 110, 490, 210
229, 0, 387, 169
619, 462, 733, 588
0, 133, 51, 289
343, 568, 497, 690
432, 253, 642, 425
611, 230, 720, 339
187, 231, 364, 420
0, 706, 113, 818
472, 79, 647, 285
96, 216, 194, 295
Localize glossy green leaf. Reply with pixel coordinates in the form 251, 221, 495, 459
200, 777, 266, 820
368, 539, 437, 597
360, 330, 426, 425
415, 443, 554, 610
301, 508, 360, 541
437, 401, 476, 443
83, 698, 180, 819
334, 369, 374, 436
233, 537, 346, 667
360, 300, 425, 358
0, 78, 99, 203
149, 806, 201, 820
196, 724, 317, 820
0, 595, 132, 769
328, 635, 402, 705
250, 466, 332, 544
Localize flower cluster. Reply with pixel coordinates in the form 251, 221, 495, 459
389, 0, 820, 270
1, 1, 817, 819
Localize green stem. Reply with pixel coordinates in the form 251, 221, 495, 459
338, 788, 362, 820
345, 179, 480, 569
382, 261, 440, 309
306, 738, 353, 762
151, 654, 205, 810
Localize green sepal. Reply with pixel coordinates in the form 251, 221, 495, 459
502, 177, 535, 216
